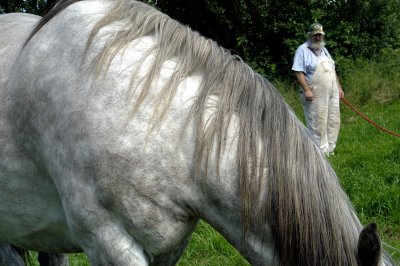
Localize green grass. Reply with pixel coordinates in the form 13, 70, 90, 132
31, 53, 400, 265
330, 102, 400, 262
177, 222, 249, 266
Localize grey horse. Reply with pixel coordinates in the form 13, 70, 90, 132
0, 1, 395, 265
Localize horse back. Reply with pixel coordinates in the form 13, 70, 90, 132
0, 13, 81, 252
1, 2, 200, 256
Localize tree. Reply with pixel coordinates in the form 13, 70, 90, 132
2, 0, 400, 76
0, 0, 57, 15
155, 0, 400, 76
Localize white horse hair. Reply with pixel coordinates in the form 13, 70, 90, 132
0, 1, 396, 265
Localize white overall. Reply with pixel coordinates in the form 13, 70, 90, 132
300, 55, 340, 155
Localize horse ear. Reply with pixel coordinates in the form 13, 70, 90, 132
357, 223, 382, 266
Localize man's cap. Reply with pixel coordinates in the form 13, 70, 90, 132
308, 23, 325, 35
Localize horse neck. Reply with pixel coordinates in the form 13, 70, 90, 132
199, 180, 277, 264
191, 145, 278, 265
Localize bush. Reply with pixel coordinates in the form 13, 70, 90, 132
335, 49, 400, 106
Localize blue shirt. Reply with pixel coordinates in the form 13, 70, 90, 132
292, 42, 333, 82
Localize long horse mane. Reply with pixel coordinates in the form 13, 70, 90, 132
25, 0, 364, 265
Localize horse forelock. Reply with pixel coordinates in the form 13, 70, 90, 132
26, 0, 364, 264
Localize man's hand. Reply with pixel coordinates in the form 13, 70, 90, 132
304, 89, 314, 101
339, 87, 344, 99
294, 71, 314, 102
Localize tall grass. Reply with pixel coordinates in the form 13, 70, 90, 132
31, 51, 400, 265
336, 48, 400, 106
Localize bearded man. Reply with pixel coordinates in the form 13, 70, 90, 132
292, 23, 344, 156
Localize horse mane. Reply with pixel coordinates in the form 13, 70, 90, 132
25, 0, 364, 265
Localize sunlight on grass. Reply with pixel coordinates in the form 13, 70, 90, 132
178, 222, 250, 266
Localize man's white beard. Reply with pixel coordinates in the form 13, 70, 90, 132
310, 40, 325, 50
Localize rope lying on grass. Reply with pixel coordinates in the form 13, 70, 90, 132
341, 97, 400, 138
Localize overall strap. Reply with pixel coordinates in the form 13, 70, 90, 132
307, 46, 320, 57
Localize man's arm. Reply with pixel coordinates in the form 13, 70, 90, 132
294, 71, 314, 101
336, 75, 344, 99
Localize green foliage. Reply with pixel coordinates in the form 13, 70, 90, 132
336, 49, 400, 106
152, 0, 400, 76
2, 0, 400, 76
0, 0, 56, 15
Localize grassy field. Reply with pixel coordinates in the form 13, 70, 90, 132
31, 53, 400, 265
